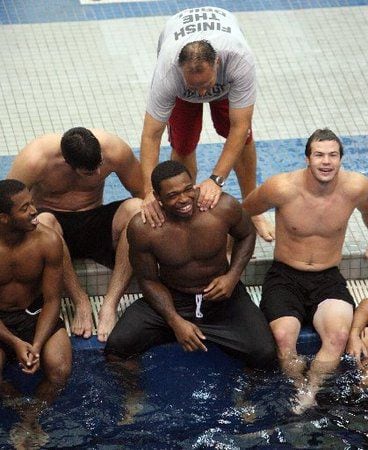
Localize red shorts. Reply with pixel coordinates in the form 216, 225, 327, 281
168, 97, 253, 156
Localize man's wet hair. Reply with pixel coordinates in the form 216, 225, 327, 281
0, 179, 26, 214
305, 128, 344, 158
151, 160, 192, 194
178, 40, 217, 69
61, 127, 102, 171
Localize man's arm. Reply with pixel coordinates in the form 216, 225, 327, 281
196, 105, 253, 210
242, 176, 282, 217
0, 320, 39, 372
104, 132, 144, 198
32, 227, 64, 355
7, 138, 49, 188
203, 195, 256, 300
347, 299, 368, 365
139, 112, 167, 226
127, 219, 207, 352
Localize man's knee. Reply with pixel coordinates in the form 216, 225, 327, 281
112, 198, 142, 237
45, 361, 71, 386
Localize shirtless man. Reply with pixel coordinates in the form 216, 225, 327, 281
0, 180, 71, 445
243, 128, 368, 412
7, 127, 143, 341
106, 160, 276, 368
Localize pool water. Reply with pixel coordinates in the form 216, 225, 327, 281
1, 343, 367, 449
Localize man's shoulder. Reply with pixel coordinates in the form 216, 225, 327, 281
339, 170, 368, 197
93, 129, 132, 164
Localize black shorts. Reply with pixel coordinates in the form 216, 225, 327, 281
40, 200, 125, 268
106, 281, 276, 369
260, 260, 355, 325
0, 296, 65, 360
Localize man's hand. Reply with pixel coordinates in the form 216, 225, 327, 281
203, 274, 237, 301
171, 317, 207, 352
251, 214, 275, 242
194, 178, 222, 212
14, 340, 40, 374
347, 332, 368, 367
141, 190, 165, 227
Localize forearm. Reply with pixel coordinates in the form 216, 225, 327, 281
141, 280, 181, 326
228, 230, 256, 279
0, 320, 20, 348
33, 299, 61, 349
212, 121, 250, 178
140, 135, 161, 194
350, 300, 368, 337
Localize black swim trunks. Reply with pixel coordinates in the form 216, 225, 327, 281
260, 260, 355, 325
0, 296, 65, 360
40, 200, 125, 268
106, 281, 277, 369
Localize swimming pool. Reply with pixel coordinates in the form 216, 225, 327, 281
1, 341, 367, 449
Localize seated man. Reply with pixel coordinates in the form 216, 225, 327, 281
243, 128, 368, 412
106, 160, 276, 368
0, 180, 71, 445
347, 298, 368, 367
7, 127, 143, 341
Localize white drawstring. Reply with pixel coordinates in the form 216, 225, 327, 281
195, 294, 203, 318
25, 308, 42, 316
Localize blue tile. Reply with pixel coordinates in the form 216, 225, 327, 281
1, 0, 367, 25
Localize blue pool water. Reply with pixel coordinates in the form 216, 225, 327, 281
1, 343, 367, 449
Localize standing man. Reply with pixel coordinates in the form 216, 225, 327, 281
7, 127, 143, 341
243, 128, 368, 413
0, 180, 71, 443
140, 6, 273, 241
106, 160, 276, 368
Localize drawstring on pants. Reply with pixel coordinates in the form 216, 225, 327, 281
195, 294, 203, 318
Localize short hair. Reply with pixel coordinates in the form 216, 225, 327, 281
178, 40, 217, 70
61, 127, 102, 171
151, 161, 192, 194
0, 179, 27, 214
305, 128, 344, 158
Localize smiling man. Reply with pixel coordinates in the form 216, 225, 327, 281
243, 128, 368, 413
7, 127, 143, 341
106, 160, 276, 368
140, 6, 273, 242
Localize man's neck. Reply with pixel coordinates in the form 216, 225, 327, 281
0, 228, 27, 247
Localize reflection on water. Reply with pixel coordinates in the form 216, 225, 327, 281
0, 344, 368, 449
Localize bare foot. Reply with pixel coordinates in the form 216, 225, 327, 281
71, 302, 93, 338
251, 215, 275, 242
97, 302, 117, 342
291, 386, 317, 415
9, 419, 49, 450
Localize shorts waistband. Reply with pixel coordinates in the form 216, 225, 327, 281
273, 260, 338, 276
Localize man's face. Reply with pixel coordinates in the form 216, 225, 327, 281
8, 189, 39, 232
182, 60, 218, 97
157, 172, 196, 219
306, 140, 342, 184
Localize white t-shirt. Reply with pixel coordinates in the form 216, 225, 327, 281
146, 6, 256, 123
